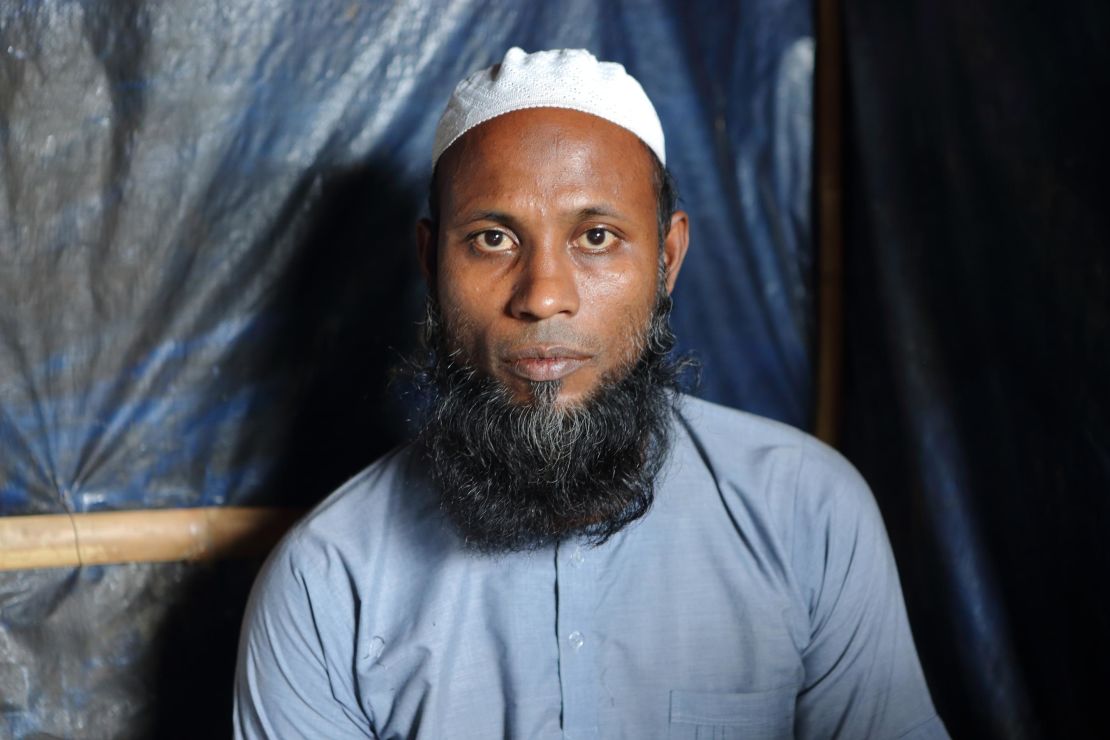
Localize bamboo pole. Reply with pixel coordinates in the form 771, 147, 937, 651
0, 507, 302, 571
814, 0, 845, 445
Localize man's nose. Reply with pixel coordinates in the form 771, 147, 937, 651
509, 244, 580, 320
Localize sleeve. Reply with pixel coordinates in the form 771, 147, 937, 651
791, 441, 949, 740
233, 535, 374, 740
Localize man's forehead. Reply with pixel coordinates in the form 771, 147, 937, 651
449, 107, 650, 166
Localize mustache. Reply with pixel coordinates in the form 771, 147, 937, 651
491, 325, 601, 362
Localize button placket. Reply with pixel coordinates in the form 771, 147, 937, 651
555, 538, 600, 739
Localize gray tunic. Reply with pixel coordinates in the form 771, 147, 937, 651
235, 395, 947, 739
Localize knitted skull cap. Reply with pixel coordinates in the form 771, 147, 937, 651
432, 47, 665, 167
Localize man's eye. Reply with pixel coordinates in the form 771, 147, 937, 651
472, 230, 513, 251
575, 228, 619, 251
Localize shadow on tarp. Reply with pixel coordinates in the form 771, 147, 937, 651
150, 559, 262, 739
223, 159, 427, 510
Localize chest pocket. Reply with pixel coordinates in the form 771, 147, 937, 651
668, 687, 796, 740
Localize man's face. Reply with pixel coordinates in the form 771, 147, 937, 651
419, 107, 688, 405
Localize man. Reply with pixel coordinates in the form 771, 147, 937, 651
235, 48, 947, 739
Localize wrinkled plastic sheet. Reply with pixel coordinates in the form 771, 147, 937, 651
1, 0, 813, 736
0, 561, 258, 739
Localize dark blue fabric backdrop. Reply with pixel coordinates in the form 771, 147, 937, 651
0, 1, 814, 736
842, 1, 1110, 738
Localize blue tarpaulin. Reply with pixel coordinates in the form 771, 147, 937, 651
1, 1, 813, 736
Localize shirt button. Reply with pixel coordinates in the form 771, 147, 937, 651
571, 546, 584, 565
567, 631, 585, 651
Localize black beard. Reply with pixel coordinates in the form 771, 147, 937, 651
412, 287, 686, 553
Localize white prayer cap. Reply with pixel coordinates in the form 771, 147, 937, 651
432, 47, 666, 168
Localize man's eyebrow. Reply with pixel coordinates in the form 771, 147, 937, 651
449, 205, 630, 229
575, 205, 628, 221
450, 210, 518, 229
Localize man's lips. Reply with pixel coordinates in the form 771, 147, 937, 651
502, 346, 593, 382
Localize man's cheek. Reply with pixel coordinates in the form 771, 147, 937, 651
440, 310, 492, 372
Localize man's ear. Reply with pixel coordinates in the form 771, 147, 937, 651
662, 210, 690, 294
416, 218, 437, 286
